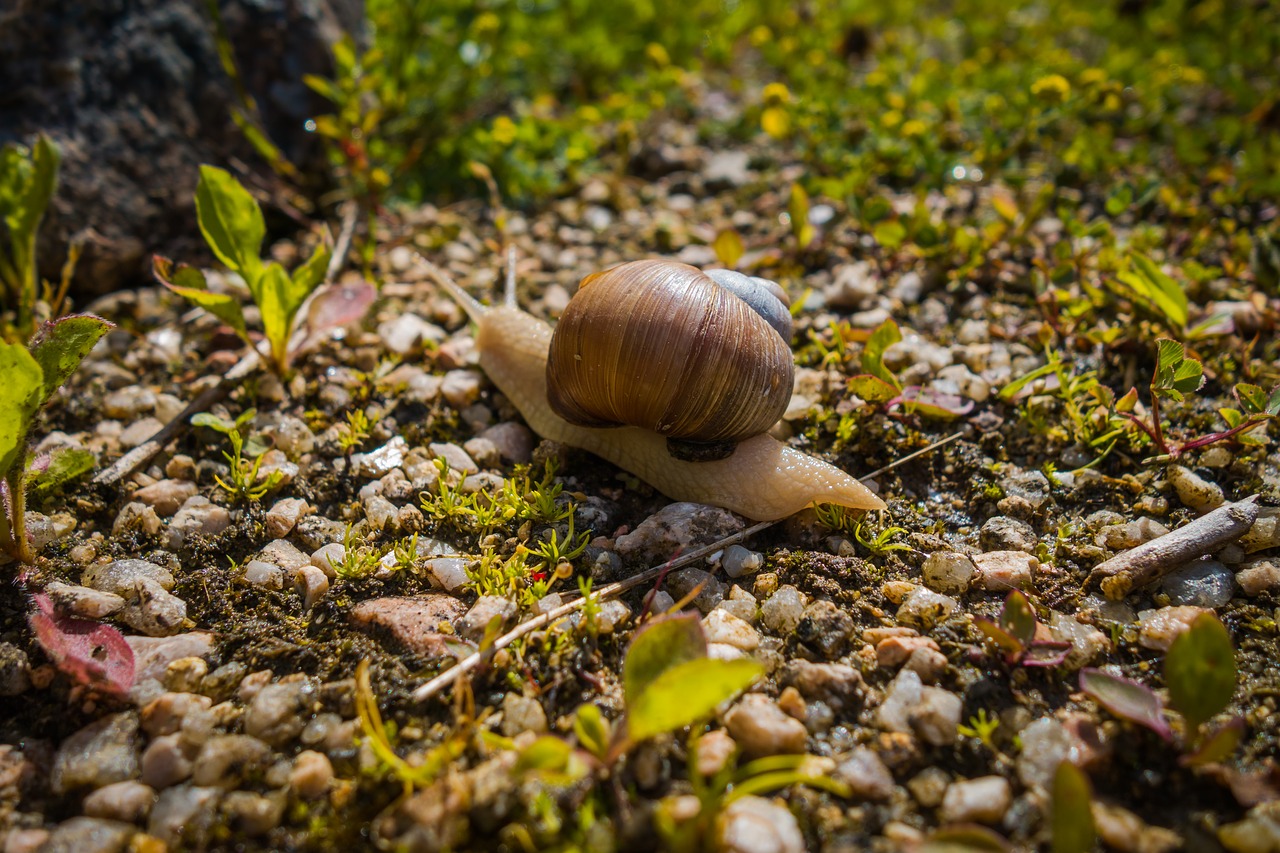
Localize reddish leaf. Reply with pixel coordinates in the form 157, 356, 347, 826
29, 594, 134, 696
301, 279, 376, 341
1079, 668, 1171, 741
891, 385, 975, 419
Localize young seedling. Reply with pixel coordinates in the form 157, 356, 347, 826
1, 315, 112, 564
973, 589, 1071, 668
1050, 761, 1097, 853
0, 135, 60, 340
1079, 612, 1242, 763
190, 409, 284, 504
154, 165, 375, 378
848, 317, 973, 419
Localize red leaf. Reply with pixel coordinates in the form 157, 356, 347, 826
29, 594, 135, 696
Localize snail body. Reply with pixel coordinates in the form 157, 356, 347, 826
437, 260, 886, 522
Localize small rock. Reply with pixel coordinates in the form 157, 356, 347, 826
163, 657, 208, 694
876, 636, 941, 668
458, 595, 518, 641
922, 551, 976, 594
132, 479, 198, 516
148, 785, 221, 848
834, 747, 895, 802
1097, 517, 1170, 550
427, 557, 470, 592
440, 369, 485, 408
258, 415, 315, 457
2, 827, 47, 853
82, 779, 156, 823
429, 441, 479, 475
724, 693, 808, 758
907, 767, 950, 808
972, 550, 1038, 591
876, 670, 961, 746
120, 417, 163, 448
794, 600, 855, 658
310, 543, 346, 578
666, 567, 726, 613
1217, 802, 1280, 853
242, 560, 284, 590
896, 587, 960, 630
1168, 465, 1225, 512
38, 817, 135, 853
1242, 507, 1280, 553
103, 387, 157, 419
119, 579, 187, 637
779, 661, 863, 713
84, 559, 174, 595
703, 609, 760, 651
614, 502, 745, 565
979, 516, 1038, 552
295, 566, 330, 610
244, 679, 318, 747
43, 581, 125, 620
702, 150, 752, 188
939, 776, 1012, 824
500, 692, 549, 736
1015, 717, 1073, 791
113, 501, 163, 537
1093, 802, 1182, 853
721, 544, 764, 578
221, 790, 285, 836
0, 642, 31, 695
349, 436, 408, 479
903, 646, 949, 683
265, 498, 310, 538
761, 586, 807, 635
695, 729, 737, 777
141, 692, 214, 737
51, 712, 141, 794
1161, 559, 1236, 607
291, 750, 334, 800
167, 496, 232, 548
191, 735, 271, 788
477, 422, 534, 464
717, 795, 805, 853
1237, 559, 1280, 596
378, 313, 445, 355
1049, 612, 1110, 669
1138, 605, 1211, 651
349, 595, 468, 657
127, 633, 216, 688
589, 599, 632, 635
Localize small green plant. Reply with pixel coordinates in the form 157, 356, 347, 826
957, 708, 1002, 749
1080, 612, 1242, 763
0, 135, 60, 340
974, 590, 1071, 668
419, 457, 475, 526
336, 408, 376, 454
154, 166, 374, 379
333, 524, 384, 579
1, 315, 111, 564
192, 409, 284, 504
1050, 761, 1097, 853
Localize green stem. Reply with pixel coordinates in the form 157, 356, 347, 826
6, 459, 30, 565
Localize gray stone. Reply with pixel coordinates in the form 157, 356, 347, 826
835, 747, 895, 802
761, 586, 807, 635
458, 595, 518, 641
1162, 559, 1236, 608
939, 776, 1012, 824
979, 516, 1038, 552
243, 560, 285, 590
702, 150, 752, 189
794, 600, 855, 658
140, 733, 194, 789
0, 642, 31, 695
39, 817, 135, 853
82, 780, 156, 823
265, 497, 310, 538
349, 595, 468, 657
780, 660, 863, 713
724, 693, 808, 758
166, 496, 232, 548
896, 587, 960, 630
717, 795, 804, 853
478, 422, 534, 464
500, 692, 549, 737
615, 501, 744, 566
148, 785, 221, 848
221, 790, 286, 836
720, 544, 764, 578
118, 578, 187, 637
84, 559, 174, 595
132, 480, 198, 516
876, 670, 962, 747
191, 735, 271, 788
922, 551, 976, 594
244, 679, 318, 746
666, 567, 725, 613
51, 712, 141, 794
43, 581, 125, 620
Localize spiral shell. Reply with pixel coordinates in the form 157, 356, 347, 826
545, 260, 794, 448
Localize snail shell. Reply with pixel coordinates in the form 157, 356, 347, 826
546, 260, 794, 453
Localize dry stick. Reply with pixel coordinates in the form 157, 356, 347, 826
411, 430, 966, 705
94, 201, 361, 487
1087, 495, 1260, 600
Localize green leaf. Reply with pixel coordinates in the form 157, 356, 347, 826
1235, 383, 1267, 414
291, 243, 331, 295
872, 219, 907, 249
920, 825, 1011, 853
998, 361, 1060, 401
254, 262, 308, 367
1114, 254, 1187, 329
154, 256, 249, 344
27, 314, 112, 406
2, 136, 59, 262
713, 229, 744, 269
190, 412, 236, 434
195, 165, 264, 282
572, 703, 611, 759
788, 183, 814, 248
1165, 612, 1235, 733
1155, 338, 1184, 376
861, 318, 902, 387
626, 657, 762, 742
1267, 385, 1280, 416
1171, 356, 1204, 395
1182, 716, 1245, 767
848, 374, 899, 404
26, 447, 96, 497
0, 341, 43, 478
623, 612, 707, 708
1050, 762, 1096, 853
1079, 668, 1171, 740
1000, 590, 1037, 647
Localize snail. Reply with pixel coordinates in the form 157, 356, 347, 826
432, 258, 886, 522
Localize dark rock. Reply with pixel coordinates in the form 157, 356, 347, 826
793, 600, 855, 659
0, 0, 362, 297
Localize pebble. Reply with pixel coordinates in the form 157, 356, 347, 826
290, 750, 334, 800
222, 790, 286, 836
113, 501, 163, 537
876, 636, 941, 668
876, 670, 962, 746
1161, 559, 1236, 607
51, 712, 141, 794
907, 767, 950, 807
477, 422, 534, 464
1015, 717, 1073, 791
589, 599, 632, 635
1242, 507, 1280, 553
614, 501, 744, 565
1001, 471, 1053, 510
163, 657, 208, 694
132, 479, 198, 516
243, 560, 284, 590
834, 747, 896, 802
82, 779, 156, 823
1097, 517, 1170, 550
378, 313, 445, 354
84, 559, 174, 594
702, 609, 760, 651
1217, 803, 1280, 853
310, 543, 347, 578
895, 587, 960, 630
427, 557, 471, 592
979, 516, 1038, 552
826, 261, 878, 310
0, 642, 31, 695
1093, 802, 1182, 853
794, 600, 856, 658
724, 693, 809, 757
141, 692, 213, 737
921, 551, 976, 594
3, 828, 49, 852
1167, 465, 1225, 512
363, 494, 399, 532
1049, 612, 1110, 669
972, 550, 1038, 591
780, 661, 863, 713
761, 585, 807, 635
103, 387, 157, 419
126, 632, 216, 687
148, 785, 221, 848
191, 735, 271, 788
500, 692, 549, 736
458, 595, 517, 641
1237, 560, 1280, 596
120, 417, 163, 448
43, 581, 125, 620
258, 415, 315, 457
244, 678, 318, 746
666, 568, 726, 613
1138, 605, 1211, 651
39, 817, 135, 853
295, 566, 330, 610
717, 795, 805, 853
349, 595, 468, 657
702, 149, 752, 188
939, 776, 1012, 824
265, 497, 310, 538
440, 369, 484, 408
721, 544, 764, 578
349, 436, 408, 479
166, 496, 232, 549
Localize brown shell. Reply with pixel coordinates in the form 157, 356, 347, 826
546, 260, 794, 444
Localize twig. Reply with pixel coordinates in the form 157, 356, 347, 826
411, 520, 776, 704
94, 208, 357, 487
859, 431, 963, 482
1087, 496, 1260, 599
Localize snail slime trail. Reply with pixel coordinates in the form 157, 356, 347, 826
433, 260, 886, 521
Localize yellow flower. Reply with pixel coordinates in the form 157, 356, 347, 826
1031, 74, 1071, 104
901, 119, 927, 138
762, 82, 792, 106
491, 116, 517, 146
